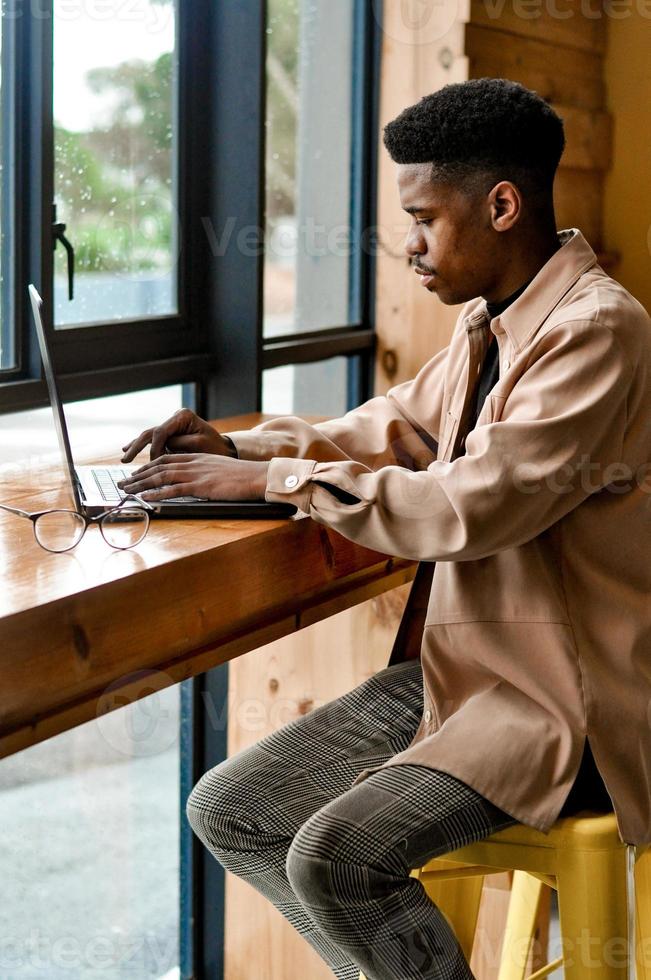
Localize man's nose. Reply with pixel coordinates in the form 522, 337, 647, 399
404, 225, 426, 259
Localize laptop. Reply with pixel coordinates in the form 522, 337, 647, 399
28, 285, 297, 519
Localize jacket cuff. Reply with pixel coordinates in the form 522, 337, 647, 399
265, 457, 317, 514
223, 430, 265, 461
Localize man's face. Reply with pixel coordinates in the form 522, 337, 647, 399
397, 163, 499, 305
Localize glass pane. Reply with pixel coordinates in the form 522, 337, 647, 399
0, 385, 183, 470
0, 14, 14, 368
53, 0, 178, 327
0, 684, 181, 978
262, 356, 351, 416
264, 0, 356, 337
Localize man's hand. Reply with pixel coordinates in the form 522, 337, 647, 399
121, 409, 237, 462
117, 454, 269, 502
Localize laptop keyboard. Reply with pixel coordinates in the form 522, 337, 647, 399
92, 468, 203, 504
93, 468, 130, 502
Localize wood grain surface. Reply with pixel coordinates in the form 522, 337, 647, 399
0, 413, 417, 759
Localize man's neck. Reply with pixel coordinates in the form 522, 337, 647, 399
482, 231, 561, 306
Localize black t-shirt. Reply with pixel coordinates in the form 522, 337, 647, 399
467, 277, 533, 432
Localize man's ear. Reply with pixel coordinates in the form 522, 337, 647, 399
487, 181, 521, 232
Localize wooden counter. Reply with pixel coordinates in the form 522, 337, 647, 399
0, 413, 417, 759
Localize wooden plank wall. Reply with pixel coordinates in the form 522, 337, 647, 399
465, 0, 615, 265
223, 591, 411, 980
373, 2, 468, 393
224, 3, 611, 976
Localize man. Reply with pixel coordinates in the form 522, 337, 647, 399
120, 79, 651, 979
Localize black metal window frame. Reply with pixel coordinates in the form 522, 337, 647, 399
0, 0, 381, 421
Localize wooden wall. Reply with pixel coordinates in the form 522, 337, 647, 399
223, 589, 410, 980
224, 3, 614, 976
465, 0, 615, 265
603, 11, 651, 312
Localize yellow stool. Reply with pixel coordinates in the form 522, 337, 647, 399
360, 811, 651, 980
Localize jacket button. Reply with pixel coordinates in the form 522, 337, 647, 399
284, 475, 299, 489
424, 709, 432, 724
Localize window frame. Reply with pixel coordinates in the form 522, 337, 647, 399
0, 3, 383, 978
0, 0, 380, 418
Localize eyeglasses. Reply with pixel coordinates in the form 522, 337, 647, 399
0, 494, 154, 553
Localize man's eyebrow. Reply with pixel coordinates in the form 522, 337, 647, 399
403, 205, 433, 215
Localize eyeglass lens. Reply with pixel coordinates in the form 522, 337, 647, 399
100, 507, 149, 550
34, 510, 86, 553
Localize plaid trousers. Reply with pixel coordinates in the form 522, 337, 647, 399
186, 658, 522, 979
186, 660, 516, 980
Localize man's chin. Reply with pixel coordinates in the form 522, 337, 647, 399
430, 285, 470, 305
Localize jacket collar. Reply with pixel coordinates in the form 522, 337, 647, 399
464, 228, 598, 354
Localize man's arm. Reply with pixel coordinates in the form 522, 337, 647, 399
263, 321, 634, 561
224, 342, 450, 474
120, 342, 450, 475
117, 342, 451, 504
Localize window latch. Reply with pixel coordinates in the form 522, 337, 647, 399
52, 203, 75, 301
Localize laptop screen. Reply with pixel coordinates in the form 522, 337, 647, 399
28, 285, 84, 513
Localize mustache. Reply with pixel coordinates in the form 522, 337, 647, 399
412, 261, 435, 275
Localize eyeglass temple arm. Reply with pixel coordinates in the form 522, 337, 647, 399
0, 503, 32, 519
94, 494, 155, 520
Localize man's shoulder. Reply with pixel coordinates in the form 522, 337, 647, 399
547, 267, 651, 368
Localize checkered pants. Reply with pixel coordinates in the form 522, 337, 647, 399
186, 658, 519, 980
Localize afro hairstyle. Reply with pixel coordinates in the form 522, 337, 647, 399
383, 78, 565, 198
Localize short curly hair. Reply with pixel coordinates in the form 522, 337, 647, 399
383, 78, 565, 197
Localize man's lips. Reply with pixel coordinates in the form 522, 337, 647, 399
414, 266, 436, 287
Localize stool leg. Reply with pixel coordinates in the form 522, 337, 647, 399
556, 844, 629, 979
497, 871, 546, 980
419, 872, 485, 963
635, 846, 651, 980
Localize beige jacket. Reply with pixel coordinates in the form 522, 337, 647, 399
227, 229, 651, 846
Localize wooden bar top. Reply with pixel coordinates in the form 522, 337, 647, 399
0, 413, 416, 758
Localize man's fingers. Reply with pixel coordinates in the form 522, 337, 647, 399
165, 434, 204, 454
119, 464, 189, 494
149, 424, 177, 460
127, 454, 197, 478
121, 429, 154, 462
140, 483, 196, 502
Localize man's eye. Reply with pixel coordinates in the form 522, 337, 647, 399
416, 218, 432, 226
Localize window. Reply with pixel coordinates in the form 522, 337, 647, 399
0, 4, 382, 978
263, 356, 353, 417
260, 0, 378, 383
53, 0, 178, 326
0, 0, 378, 415
265, 0, 357, 337
0, 685, 181, 978
0, 385, 183, 468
